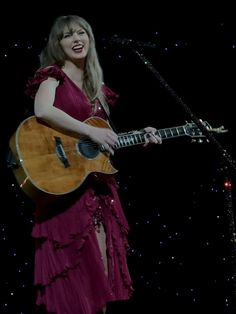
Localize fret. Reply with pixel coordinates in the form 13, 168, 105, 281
170, 127, 178, 137
166, 128, 172, 138
135, 133, 143, 144
158, 129, 167, 138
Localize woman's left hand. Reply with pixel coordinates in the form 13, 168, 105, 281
142, 127, 162, 147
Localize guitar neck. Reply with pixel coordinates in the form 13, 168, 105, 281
115, 125, 188, 149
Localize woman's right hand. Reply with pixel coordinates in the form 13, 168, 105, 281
88, 126, 118, 155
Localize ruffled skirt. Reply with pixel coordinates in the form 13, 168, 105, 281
32, 177, 133, 314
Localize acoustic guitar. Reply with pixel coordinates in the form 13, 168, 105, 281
9, 115, 219, 201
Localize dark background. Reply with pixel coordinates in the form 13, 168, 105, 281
1, 3, 236, 313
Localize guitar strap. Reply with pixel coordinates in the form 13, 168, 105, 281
98, 95, 118, 133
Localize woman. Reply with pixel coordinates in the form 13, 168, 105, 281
26, 14, 161, 314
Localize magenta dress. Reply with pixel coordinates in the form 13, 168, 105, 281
26, 65, 133, 314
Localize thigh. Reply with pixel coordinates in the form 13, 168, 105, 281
95, 224, 108, 276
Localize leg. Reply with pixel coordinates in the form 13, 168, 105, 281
95, 224, 108, 313
95, 223, 108, 275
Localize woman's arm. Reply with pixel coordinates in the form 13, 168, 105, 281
34, 77, 118, 154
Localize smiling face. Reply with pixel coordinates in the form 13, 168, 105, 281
60, 23, 90, 63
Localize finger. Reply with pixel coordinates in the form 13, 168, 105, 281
100, 144, 106, 152
106, 144, 114, 155
102, 143, 114, 155
151, 132, 162, 144
146, 132, 162, 144
107, 129, 118, 140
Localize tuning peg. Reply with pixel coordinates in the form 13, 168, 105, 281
191, 138, 205, 144
211, 126, 228, 133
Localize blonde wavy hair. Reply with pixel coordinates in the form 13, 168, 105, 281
40, 15, 107, 108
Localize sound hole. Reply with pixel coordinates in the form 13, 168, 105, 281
77, 138, 100, 159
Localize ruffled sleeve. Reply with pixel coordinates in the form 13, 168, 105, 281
102, 84, 120, 107
25, 66, 65, 99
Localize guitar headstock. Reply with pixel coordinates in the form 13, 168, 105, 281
184, 120, 228, 142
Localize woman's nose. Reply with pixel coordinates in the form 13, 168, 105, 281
73, 32, 81, 40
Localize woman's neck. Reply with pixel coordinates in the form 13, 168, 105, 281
62, 60, 84, 89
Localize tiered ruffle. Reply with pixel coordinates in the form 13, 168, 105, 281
33, 178, 133, 313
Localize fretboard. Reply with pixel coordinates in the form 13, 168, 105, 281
114, 125, 188, 149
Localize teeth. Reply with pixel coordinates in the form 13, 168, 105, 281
73, 45, 83, 49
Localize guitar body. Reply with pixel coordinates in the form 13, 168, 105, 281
9, 116, 117, 201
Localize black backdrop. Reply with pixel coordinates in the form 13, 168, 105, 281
1, 4, 236, 313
